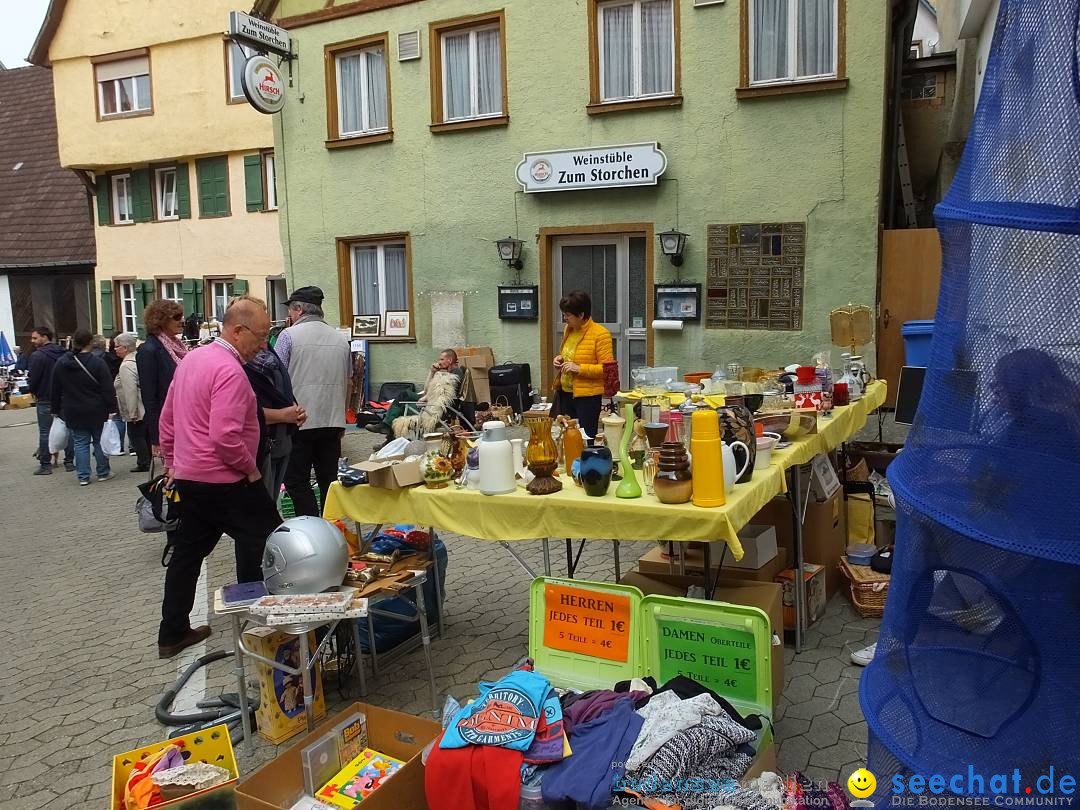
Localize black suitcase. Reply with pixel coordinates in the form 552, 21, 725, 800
488, 363, 531, 388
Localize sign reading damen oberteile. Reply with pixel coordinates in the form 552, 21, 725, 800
516, 143, 668, 193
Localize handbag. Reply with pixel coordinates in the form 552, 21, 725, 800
490, 396, 514, 425
136, 459, 180, 543
602, 359, 621, 398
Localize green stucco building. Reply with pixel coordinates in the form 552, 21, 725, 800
261, 0, 887, 391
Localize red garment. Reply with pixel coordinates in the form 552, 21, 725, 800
425, 731, 522, 810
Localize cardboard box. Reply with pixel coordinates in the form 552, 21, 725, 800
461, 368, 491, 404
619, 571, 785, 710
726, 525, 778, 570
7, 393, 34, 409
236, 703, 441, 810
776, 564, 826, 630
802, 487, 848, 598
243, 626, 326, 744
638, 543, 790, 584
354, 458, 423, 490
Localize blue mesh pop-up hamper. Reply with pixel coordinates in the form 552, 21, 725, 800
862, 0, 1080, 798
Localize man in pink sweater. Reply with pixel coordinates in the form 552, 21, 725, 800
157, 297, 282, 658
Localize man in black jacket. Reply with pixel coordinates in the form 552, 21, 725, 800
51, 330, 119, 486
28, 326, 73, 474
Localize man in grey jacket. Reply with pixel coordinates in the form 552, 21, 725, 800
275, 286, 351, 516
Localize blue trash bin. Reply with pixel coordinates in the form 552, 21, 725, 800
901, 320, 934, 367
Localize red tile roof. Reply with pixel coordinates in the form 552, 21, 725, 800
0, 66, 95, 269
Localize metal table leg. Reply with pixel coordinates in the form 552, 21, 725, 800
349, 617, 368, 698
413, 582, 439, 718
702, 542, 713, 599
565, 538, 574, 578
613, 540, 621, 581
298, 631, 316, 733
231, 614, 253, 753
367, 614, 380, 678
542, 539, 552, 576
789, 465, 809, 653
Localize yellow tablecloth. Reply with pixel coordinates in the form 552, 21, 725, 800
323, 380, 887, 561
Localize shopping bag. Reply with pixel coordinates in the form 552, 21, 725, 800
490, 396, 514, 424
136, 465, 180, 536
48, 416, 69, 454
602, 359, 621, 398
100, 418, 123, 456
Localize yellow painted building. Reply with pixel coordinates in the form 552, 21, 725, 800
29, 0, 287, 336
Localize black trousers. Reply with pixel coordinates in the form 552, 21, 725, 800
284, 427, 343, 517
158, 478, 281, 645
553, 390, 603, 442
127, 419, 151, 468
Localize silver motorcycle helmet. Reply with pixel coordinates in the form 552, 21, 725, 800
262, 516, 349, 594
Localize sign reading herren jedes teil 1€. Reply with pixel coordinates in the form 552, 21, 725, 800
516, 143, 668, 193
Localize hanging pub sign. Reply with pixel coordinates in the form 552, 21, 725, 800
229, 11, 291, 58
242, 54, 286, 114
516, 142, 668, 194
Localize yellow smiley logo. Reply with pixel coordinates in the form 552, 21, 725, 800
848, 768, 877, 798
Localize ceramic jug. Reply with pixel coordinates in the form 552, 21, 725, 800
717, 396, 756, 483
721, 440, 750, 493
478, 421, 516, 495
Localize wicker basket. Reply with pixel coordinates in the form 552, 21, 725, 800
839, 558, 890, 617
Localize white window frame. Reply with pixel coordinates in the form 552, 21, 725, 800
118, 282, 138, 333
155, 167, 178, 220
210, 280, 230, 321
160, 280, 183, 306
335, 44, 390, 137
597, 0, 676, 102
264, 153, 278, 211
748, 0, 838, 86
98, 74, 151, 117
111, 174, 134, 225
350, 241, 408, 317
227, 41, 250, 101
440, 23, 503, 122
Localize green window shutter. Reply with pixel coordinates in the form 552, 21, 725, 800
229, 279, 249, 297
175, 162, 191, 219
96, 178, 111, 226
243, 155, 264, 212
181, 278, 197, 316
134, 279, 155, 338
132, 169, 153, 222
196, 156, 230, 217
99, 281, 115, 334
195, 278, 205, 317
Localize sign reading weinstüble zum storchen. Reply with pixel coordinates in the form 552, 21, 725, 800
516, 143, 668, 193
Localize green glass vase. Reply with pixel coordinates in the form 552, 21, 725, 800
615, 402, 642, 499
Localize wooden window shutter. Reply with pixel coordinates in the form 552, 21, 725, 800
175, 162, 191, 219
195, 278, 205, 316
243, 155, 264, 212
96, 178, 111, 226
196, 158, 229, 217
214, 157, 230, 216
132, 169, 153, 222
196, 159, 213, 216
134, 279, 155, 338
229, 279, 249, 297
181, 278, 198, 315
99, 281, 115, 334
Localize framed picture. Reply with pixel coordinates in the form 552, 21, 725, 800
497, 285, 539, 320
352, 315, 381, 337
384, 310, 411, 337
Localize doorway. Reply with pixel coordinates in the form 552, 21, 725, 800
545, 227, 652, 391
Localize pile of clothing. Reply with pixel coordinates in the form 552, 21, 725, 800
423, 667, 793, 810
122, 745, 232, 809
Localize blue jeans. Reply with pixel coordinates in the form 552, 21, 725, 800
112, 414, 127, 453
36, 402, 74, 469
72, 425, 110, 482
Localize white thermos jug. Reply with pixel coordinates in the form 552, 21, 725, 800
478, 421, 516, 495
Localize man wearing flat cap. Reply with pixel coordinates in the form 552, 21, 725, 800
274, 286, 351, 516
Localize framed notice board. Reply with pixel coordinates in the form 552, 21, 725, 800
498, 286, 539, 320
654, 284, 701, 321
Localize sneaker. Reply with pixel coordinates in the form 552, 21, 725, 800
158, 626, 213, 659
129, 451, 137, 456
64, 461, 75, 471
33, 467, 52, 476
79, 479, 90, 486
851, 642, 877, 667
98, 472, 115, 482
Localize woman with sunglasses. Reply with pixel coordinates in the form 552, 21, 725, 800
137, 300, 188, 459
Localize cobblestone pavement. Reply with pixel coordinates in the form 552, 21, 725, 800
0, 408, 877, 809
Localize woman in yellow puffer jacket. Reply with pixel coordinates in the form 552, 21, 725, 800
553, 290, 613, 440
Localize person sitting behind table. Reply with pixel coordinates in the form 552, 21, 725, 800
365, 349, 465, 436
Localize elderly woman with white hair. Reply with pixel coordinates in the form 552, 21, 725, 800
113, 332, 151, 472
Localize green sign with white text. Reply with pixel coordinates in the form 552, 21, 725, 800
656, 618, 757, 703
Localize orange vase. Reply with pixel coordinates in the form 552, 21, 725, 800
562, 420, 584, 479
